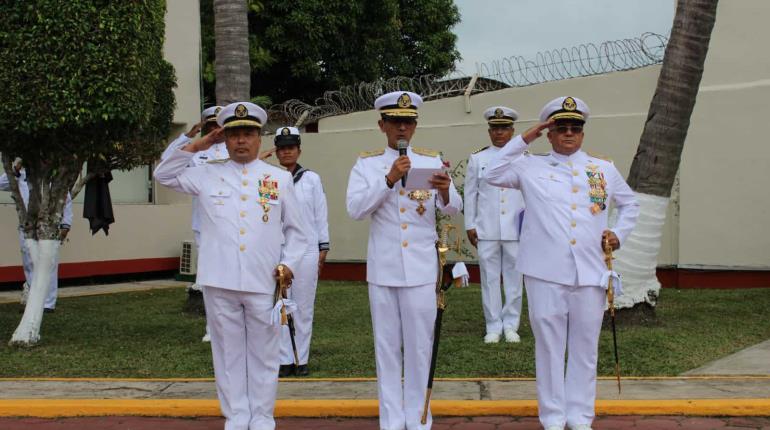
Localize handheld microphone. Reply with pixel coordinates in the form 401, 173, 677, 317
397, 139, 408, 187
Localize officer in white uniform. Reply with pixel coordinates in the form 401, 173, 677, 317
464, 106, 526, 344
154, 102, 308, 430
273, 126, 330, 377
346, 91, 462, 430
161, 106, 229, 341
1, 162, 72, 311
484, 96, 639, 430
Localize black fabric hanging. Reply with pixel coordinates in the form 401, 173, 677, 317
82, 171, 115, 235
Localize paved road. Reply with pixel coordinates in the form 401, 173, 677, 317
2, 416, 770, 429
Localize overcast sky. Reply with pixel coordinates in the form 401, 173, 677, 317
452, 0, 676, 75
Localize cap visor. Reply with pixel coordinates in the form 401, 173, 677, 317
549, 112, 585, 122
380, 108, 418, 118
223, 119, 262, 129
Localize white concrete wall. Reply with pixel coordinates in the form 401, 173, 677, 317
288, 0, 770, 269
675, 0, 770, 268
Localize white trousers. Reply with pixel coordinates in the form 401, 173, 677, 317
369, 283, 436, 430
203, 286, 280, 430
477, 240, 523, 334
280, 250, 319, 365
524, 275, 606, 429
18, 230, 58, 309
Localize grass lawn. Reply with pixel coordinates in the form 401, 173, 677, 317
1, 282, 769, 378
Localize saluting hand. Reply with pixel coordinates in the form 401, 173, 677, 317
602, 230, 620, 251
185, 127, 224, 153
386, 156, 411, 184
521, 120, 555, 144
185, 121, 204, 138
259, 147, 276, 160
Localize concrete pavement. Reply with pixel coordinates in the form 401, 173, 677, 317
2, 416, 770, 429
684, 340, 770, 376
1, 376, 769, 418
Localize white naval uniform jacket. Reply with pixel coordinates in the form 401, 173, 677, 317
346, 146, 463, 287
161, 134, 229, 233
293, 168, 330, 253
484, 136, 639, 287
464, 145, 525, 240
154, 149, 308, 294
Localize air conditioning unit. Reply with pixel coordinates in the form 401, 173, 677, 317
179, 240, 198, 275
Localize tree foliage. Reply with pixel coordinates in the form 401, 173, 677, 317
200, 0, 461, 104
0, 1, 176, 237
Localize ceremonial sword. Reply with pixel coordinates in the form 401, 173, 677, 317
603, 238, 621, 394
275, 264, 299, 367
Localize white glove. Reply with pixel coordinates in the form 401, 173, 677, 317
270, 298, 298, 326
451, 262, 470, 288
599, 270, 623, 296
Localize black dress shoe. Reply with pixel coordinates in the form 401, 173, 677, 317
295, 364, 309, 377
279, 364, 295, 377
44, 308, 55, 313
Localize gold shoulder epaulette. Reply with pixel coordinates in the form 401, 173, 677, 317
207, 158, 230, 164
359, 149, 385, 158
472, 146, 489, 154
586, 151, 613, 163
411, 147, 440, 157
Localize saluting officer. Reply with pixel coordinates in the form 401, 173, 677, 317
161, 105, 229, 342
464, 106, 526, 344
273, 126, 330, 377
346, 91, 462, 430
484, 96, 639, 430
154, 102, 308, 430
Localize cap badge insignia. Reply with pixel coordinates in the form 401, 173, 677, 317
235, 104, 248, 118
494, 108, 504, 118
397, 93, 412, 108
214, 107, 222, 115
562, 97, 577, 111
281, 127, 290, 136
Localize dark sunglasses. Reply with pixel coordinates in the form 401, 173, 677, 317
551, 125, 583, 134
385, 117, 417, 125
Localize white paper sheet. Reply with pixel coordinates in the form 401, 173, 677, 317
404, 167, 444, 189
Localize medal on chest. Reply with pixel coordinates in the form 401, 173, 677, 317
407, 189, 432, 216
585, 163, 608, 215
258, 174, 279, 222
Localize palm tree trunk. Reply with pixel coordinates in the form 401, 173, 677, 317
213, 0, 251, 104
614, 0, 719, 309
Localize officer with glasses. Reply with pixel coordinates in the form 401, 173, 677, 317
483, 96, 639, 430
